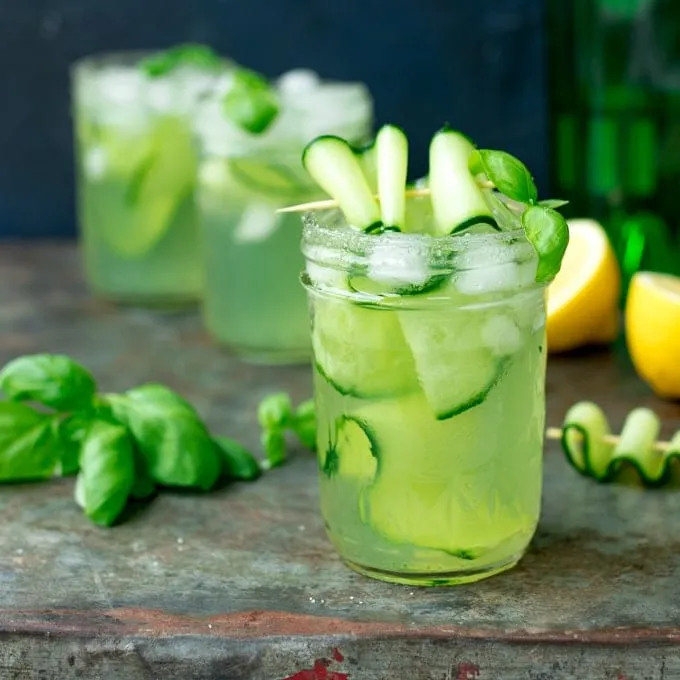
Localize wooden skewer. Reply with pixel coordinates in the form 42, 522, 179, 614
545, 427, 673, 453
276, 180, 496, 214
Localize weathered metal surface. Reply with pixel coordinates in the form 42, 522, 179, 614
1, 243, 680, 679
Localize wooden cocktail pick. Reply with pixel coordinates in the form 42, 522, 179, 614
545, 427, 673, 453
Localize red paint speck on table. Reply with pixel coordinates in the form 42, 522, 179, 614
456, 662, 480, 680
282, 654, 349, 680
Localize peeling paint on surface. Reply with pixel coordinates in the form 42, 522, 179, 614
456, 662, 480, 680
281, 651, 348, 680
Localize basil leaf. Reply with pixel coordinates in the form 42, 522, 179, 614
474, 149, 538, 204
130, 450, 156, 500
521, 205, 570, 283
213, 436, 262, 481
77, 420, 135, 527
223, 69, 279, 134
107, 384, 220, 490
539, 198, 569, 210
291, 399, 317, 451
261, 429, 286, 469
58, 414, 92, 476
257, 392, 292, 431
0, 354, 96, 411
141, 43, 222, 78
0, 402, 59, 481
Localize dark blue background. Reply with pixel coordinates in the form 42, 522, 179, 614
0, 0, 547, 239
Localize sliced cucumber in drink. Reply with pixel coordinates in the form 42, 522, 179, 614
102, 116, 197, 258
360, 393, 527, 556
429, 129, 497, 235
312, 295, 419, 398
321, 415, 378, 481
303, 135, 381, 230
397, 296, 520, 419
226, 157, 314, 201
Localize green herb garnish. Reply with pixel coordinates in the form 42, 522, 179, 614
223, 68, 279, 134
0, 354, 264, 526
141, 43, 222, 78
469, 148, 570, 282
257, 393, 318, 468
521, 205, 571, 283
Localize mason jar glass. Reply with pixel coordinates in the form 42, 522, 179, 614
194, 69, 373, 364
301, 205, 547, 585
72, 51, 222, 306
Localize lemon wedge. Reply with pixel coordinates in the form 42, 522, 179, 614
626, 272, 680, 399
546, 218, 621, 353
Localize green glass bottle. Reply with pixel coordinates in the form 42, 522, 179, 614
548, 0, 680, 296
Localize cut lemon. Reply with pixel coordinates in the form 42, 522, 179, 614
546, 218, 621, 353
626, 272, 680, 399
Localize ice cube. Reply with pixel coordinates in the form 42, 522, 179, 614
482, 314, 522, 355
95, 67, 144, 107
84, 146, 107, 180
233, 203, 281, 243
367, 239, 429, 289
305, 261, 347, 292
277, 69, 320, 95
147, 78, 175, 112
454, 261, 520, 295
453, 241, 538, 295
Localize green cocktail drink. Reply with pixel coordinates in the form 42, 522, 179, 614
303, 213, 546, 584
194, 70, 373, 363
297, 126, 569, 584
72, 49, 224, 306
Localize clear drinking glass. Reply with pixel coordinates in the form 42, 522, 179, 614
72, 52, 222, 306
301, 204, 547, 585
194, 70, 373, 363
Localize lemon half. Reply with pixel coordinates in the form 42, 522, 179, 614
626, 272, 680, 399
547, 218, 621, 353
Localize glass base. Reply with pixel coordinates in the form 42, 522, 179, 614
223, 343, 312, 366
92, 289, 200, 310
342, 552, 523, 586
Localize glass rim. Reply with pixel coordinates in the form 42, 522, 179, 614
71, 49, 231, 76
301, 207, 537, 273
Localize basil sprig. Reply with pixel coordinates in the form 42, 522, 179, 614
0, 354, 262, 526
470, 148, 570, 283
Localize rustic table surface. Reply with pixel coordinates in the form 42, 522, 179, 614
1, 243, 679, 680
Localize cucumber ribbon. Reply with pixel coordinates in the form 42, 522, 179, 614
557, 401, 680, 487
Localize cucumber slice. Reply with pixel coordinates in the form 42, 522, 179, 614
312, 296, 419, 398
397, 300, 519, 419
227, 157, 313, 200
103, 116, 196, 258
354, 141, 377, 193
376, 125, 408, 230
348, 272, 449, 298
361, 393, 530, 556
322, 415, 378, 481
561, 402, 674, 485
302, 135, 381, 230
429, 129, 497, 236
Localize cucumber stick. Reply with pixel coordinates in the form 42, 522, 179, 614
429, 130, 497, 235
354, 142, 378, 193
376, 125, 408, 231
302, 136, 381, 230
